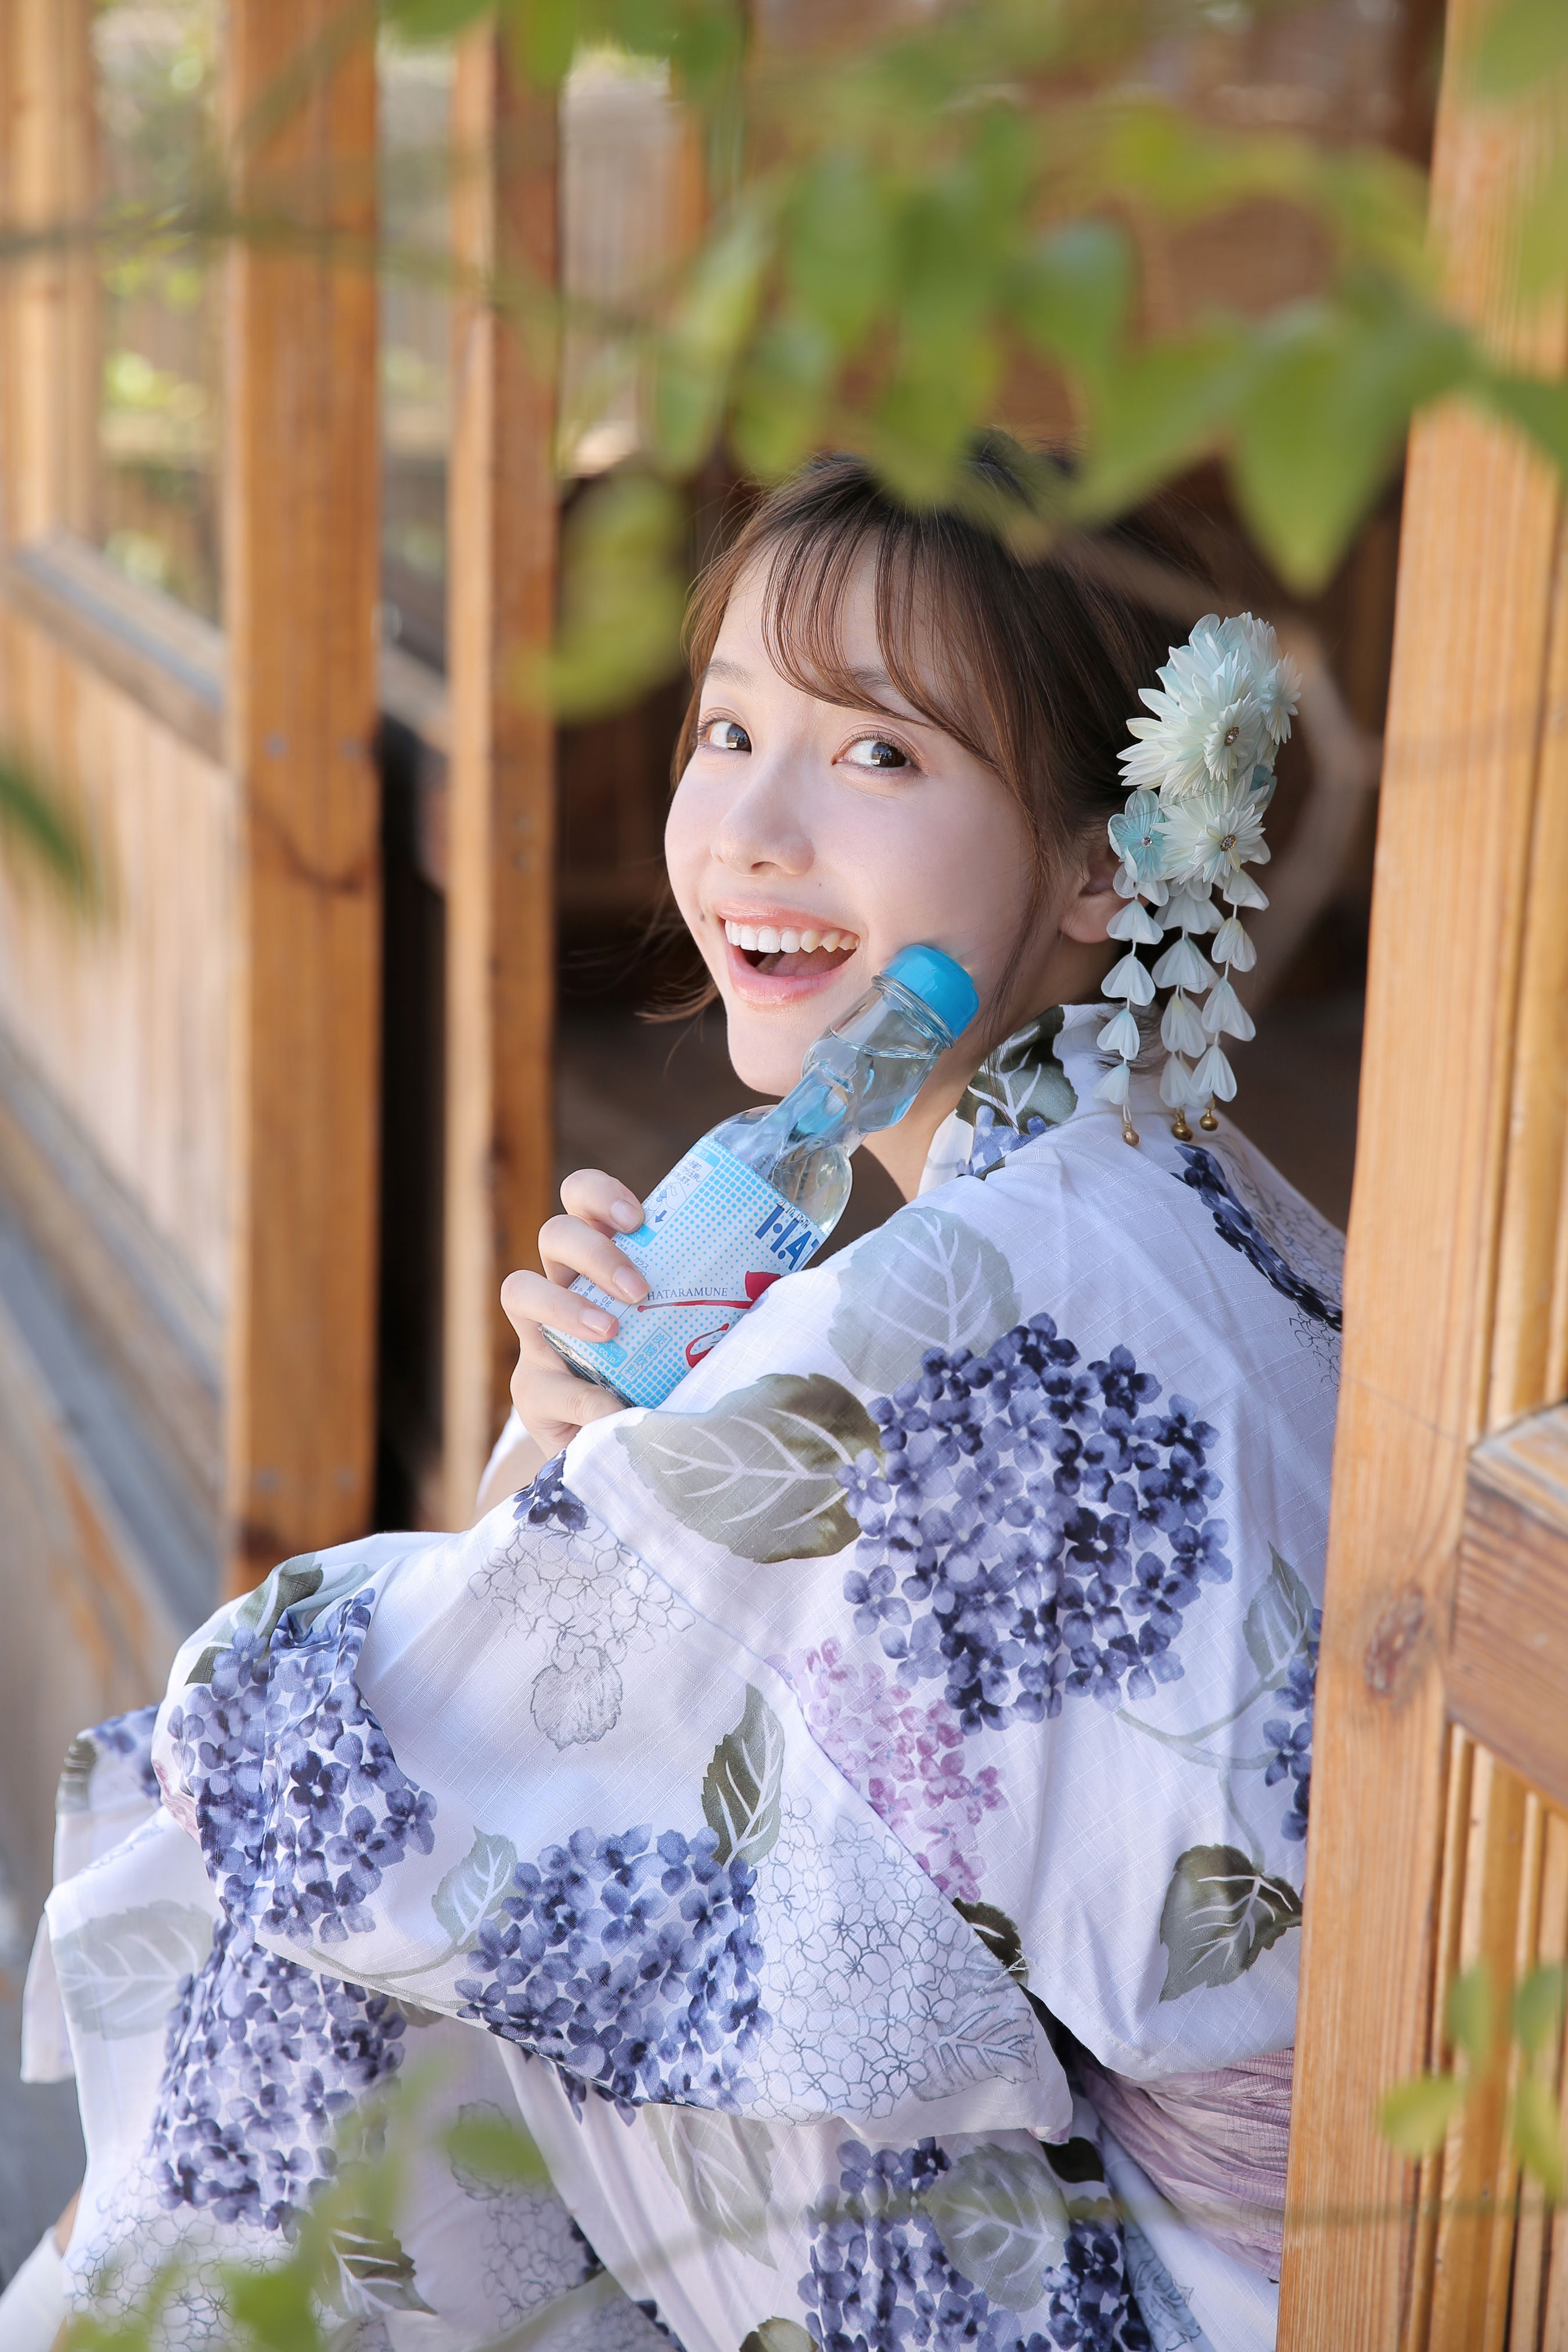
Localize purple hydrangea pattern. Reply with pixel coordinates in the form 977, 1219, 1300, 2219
837, 1316, 1232, 1732
782, 1638, 1005, 1903
454, 1823, 768, 2114
1263, 1606, 1321, 1843
148, 1910, 407, 2231
162, 1591, 437, 1950
93, 1703, 162, 1801
799, 2138, 1150, 2352
1174, 1145, 1342, 1330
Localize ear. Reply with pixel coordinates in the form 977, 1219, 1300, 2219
1056, 828, 1123, 947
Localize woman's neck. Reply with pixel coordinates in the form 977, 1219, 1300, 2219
864, 934, 1116, 1202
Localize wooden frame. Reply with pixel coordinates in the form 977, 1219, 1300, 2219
1280, 0, 1568, 2336
222, 0, 382, 1588
442, 31, 559, 1524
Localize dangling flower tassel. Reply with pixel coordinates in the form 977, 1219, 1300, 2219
1192, 1041, 1236, 1130
1098, 959, 1148, 1143
1103, 609, 1296, 1140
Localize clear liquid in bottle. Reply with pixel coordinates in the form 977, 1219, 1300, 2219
543, 944, 978, 1408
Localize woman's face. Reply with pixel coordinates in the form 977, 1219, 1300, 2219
665, 549, 1109, 1109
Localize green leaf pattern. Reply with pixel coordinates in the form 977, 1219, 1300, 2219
1157, 1844, 1303, 2001
645, 2105, 779, 2268
51, 1901, 215, 2040
618, 1372, 880, 1562
828, 1208, 1020, 1393
923, 2145, 1070, 2311
703, 1685, 786, 1867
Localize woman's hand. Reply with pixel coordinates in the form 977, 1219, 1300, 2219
499, 1168, 649, 1458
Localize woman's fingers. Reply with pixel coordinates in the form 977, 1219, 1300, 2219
508, 1357, 622, 1455
535, 1213, 649, 1304
559, 1167, 645, 1236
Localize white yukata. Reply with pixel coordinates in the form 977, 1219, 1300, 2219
20, 1002, 1340, 2352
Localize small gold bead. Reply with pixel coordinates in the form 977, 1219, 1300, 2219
1171, 1112, 1192, 1141
1199, 1106, 1220, 1131
1121, 1121, 1140, 1146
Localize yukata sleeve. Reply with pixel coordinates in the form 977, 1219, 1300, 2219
146, 1480, 1070, 2146
20, 1701, 165, 2083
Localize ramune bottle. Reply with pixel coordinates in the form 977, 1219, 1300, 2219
544, 943, 979, 1409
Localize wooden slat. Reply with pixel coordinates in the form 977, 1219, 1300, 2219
443, 34, 559, 1523
1451, 1409, 1568, 1810
222, 1, 382, 1587
0, 0, 96, 548
1278, 0, 1568, 2336
0, 533, 225, 755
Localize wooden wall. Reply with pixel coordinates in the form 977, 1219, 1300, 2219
0, 606, 233, 1314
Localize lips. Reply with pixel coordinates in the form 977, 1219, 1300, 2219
715, 909, 863, 1003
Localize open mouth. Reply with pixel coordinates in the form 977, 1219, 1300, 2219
722, 917, 860, 981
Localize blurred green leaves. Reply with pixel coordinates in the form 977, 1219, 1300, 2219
0, 750, 103, 919
1378, 1961, 1568, 2201
227, 0, 1568, 702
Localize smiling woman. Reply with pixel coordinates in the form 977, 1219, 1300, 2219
21, 441, 1340, 2352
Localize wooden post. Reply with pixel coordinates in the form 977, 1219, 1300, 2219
443, 34, 559, 1526
222, 1, 382, 1588
1279, 0, 1568, 2337
0, 0, 96, 547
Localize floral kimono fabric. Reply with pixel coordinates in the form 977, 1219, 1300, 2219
24, 1004, 1340, 2352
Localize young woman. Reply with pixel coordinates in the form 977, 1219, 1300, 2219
9, 444, 1339, 2352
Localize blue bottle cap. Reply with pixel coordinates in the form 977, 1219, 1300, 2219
883, 944, 979, 1042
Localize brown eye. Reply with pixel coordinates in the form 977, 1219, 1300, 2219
843, 736, 909, 771
699, 717, 751, 753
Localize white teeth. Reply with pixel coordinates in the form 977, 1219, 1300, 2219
723, 918, 858, 955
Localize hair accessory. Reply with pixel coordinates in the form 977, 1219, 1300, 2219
1096, 614, 1300, 1142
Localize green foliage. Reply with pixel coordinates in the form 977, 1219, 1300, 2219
1379, 1961, 1568, 2200
0, 749, 104, 918
64, 2074, 555, 2349
1447, 1961, 1496, 2067
1378, 2072, 1468, 2160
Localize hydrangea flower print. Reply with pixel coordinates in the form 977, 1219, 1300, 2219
1263, 1607, 1321, 1842
799, 2138, 1150, 2352
837, 1314, 1232, 1731
92, 1702, 162, 1801
162, 1591, 437, 1948
149, 1911, 407, 2229
454, 1824, 767, 2113
783, 1638, 1005, 1903
1174, 1145, 1342, 1329
514, 1449, 589, 1533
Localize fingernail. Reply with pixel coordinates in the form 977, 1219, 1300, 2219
581, 1307, 616, 1337
613, 1269, 647, 1303
611, 1201, 642, 1231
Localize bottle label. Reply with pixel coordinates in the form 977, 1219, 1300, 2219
543, 1136, 827, 1409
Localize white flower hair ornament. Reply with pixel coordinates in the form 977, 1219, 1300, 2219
1095, 613, 1301, 1146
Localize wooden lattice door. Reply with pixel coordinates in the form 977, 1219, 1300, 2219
1279, 0, 1568, 2343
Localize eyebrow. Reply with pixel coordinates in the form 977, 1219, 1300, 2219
700, 654, 925, 720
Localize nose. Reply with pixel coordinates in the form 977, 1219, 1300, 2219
710, 747, 814, 879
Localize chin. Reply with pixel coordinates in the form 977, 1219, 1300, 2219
723, 1006, 813, 1100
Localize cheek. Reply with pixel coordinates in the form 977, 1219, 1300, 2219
663, 769, 706, 922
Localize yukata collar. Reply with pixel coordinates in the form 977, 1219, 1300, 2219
919, 1001, 1111, 1192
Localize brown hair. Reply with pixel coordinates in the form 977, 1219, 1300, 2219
665, 436, 1209, 1038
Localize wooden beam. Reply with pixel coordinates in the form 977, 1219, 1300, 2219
222, 1, 381, 1588
1451, 1409, 1568, 1809
443, 34, 559, 1525
0, 0, 96, 549
1278, 0, 1568, 2337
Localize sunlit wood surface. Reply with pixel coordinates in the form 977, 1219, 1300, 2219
1279, 0, 1568, 2337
